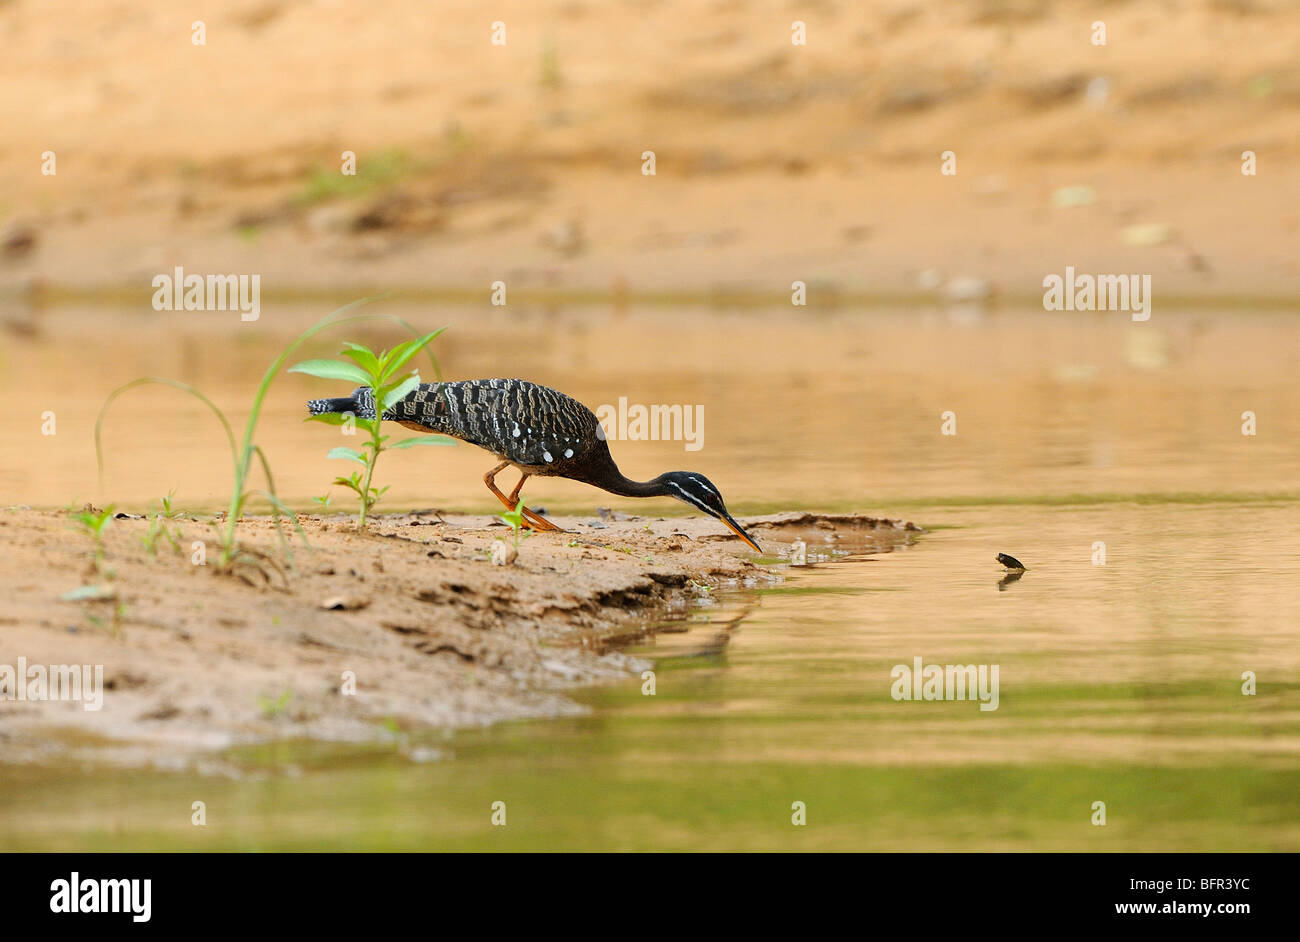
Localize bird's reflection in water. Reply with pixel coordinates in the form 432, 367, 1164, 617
624, 595, 759, 662
607, 596, 757, 660
998, 570, 1025, 592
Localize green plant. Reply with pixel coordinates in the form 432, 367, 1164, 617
86, 601, 128, 640
295, 149, 412, 206
158, 490, 183, 518
142, 517, 177, 557
330, 469, 387, 526
540, 35, 562, 89
258, 690, 292, 719
96, 300, 444, 572
291, 334, 454, 530
142, 493, 184, 557
69, 504, 115, 575
498, 500, 531, 554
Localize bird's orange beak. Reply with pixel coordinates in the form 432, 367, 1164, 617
719, 510, 762, 553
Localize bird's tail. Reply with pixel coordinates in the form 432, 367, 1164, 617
306, 386, 377, 419
307, 396, 358, 415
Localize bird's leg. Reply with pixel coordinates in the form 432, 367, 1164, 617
505, 473, 529, 507
483, 463, 560, 532
520, 506, 561, 531
506, 471, 565, 532
483, 462, 511, 501
483, 462, 522, 516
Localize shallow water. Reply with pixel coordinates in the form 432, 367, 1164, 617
2, 302, 1298, 849
3, 505, 1297, 850
4, 301, 1300, 511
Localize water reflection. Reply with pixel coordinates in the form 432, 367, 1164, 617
997, 569, 1025, 591
3, 302, 1299, 850
4, 302, 1300, 512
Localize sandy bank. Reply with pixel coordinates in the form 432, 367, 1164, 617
0, 507, 918, 766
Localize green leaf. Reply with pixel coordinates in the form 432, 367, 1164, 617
326, 446, 366, 464
60, 585, 117, 602
389, 434, 456, 449
381, 329, 445, 381
306, 412, 351, 426
376, 340, 411, 375
340, 343, 381, 378
287, 359, 372, 385
379, 372, 421, 412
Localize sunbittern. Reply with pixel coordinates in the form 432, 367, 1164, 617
306, 379, 761, 551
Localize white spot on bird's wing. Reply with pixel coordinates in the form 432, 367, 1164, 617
512, 425, 520, 438
564, 448, 573, 458
544, 451, 553, 462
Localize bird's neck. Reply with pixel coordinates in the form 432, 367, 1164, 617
597, 470, 669, 499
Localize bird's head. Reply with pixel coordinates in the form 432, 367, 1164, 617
655, 471, 761, 552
